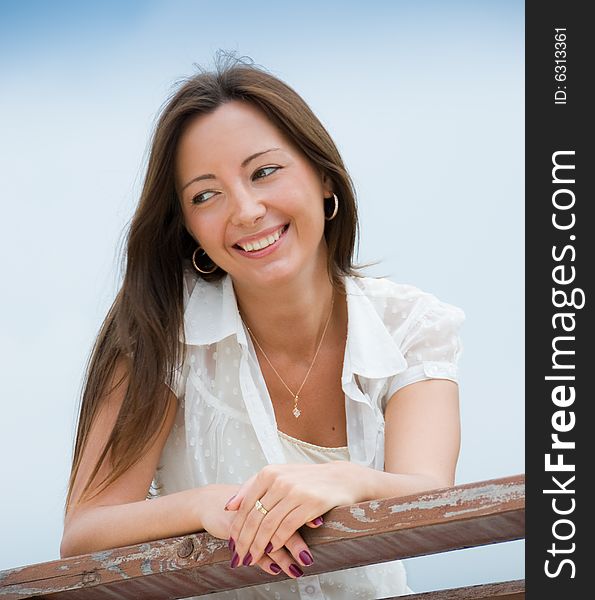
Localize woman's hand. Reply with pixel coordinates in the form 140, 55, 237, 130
224, 461, 360, 573
196, 484, 242, 541
198, 483, 320, 579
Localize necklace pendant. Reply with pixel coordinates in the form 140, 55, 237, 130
292, 406, 301, 418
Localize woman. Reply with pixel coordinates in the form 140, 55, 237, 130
61, 54, 464, 599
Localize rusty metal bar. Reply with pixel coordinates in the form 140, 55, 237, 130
0, 474, 525, 600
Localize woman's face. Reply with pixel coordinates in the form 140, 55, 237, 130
175, 100, 333, 290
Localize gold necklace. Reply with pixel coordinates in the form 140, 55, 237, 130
244, 294, 335, 419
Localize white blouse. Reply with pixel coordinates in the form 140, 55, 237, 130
154, 270, 465, 599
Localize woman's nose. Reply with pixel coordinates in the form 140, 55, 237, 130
229, 189, 266, 227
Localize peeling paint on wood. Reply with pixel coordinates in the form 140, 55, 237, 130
81, 571, 100, 586
0, 474, 525, 600
349, 506, 378, 523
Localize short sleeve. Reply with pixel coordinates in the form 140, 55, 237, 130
386, 298, 465, 399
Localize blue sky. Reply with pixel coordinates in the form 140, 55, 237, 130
0, 0, 524, 591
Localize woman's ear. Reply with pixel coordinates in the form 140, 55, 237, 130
321, 172, 334, 198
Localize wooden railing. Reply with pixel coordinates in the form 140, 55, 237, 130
0, 474, 525, 599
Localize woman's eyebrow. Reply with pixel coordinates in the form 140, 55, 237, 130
180, 147, 282, 192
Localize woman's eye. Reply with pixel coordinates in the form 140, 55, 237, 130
253, 166, 279, 180
191, 190, 217, 205
190, 167, 279, 204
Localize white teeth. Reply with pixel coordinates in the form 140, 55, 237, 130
238, 226, 285, 252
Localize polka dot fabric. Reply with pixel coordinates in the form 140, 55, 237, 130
153, 269, 464, 599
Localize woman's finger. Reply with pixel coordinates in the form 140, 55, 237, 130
233, 490, 286, 566
260, 502, 325, 560
230, 467, 286, 561
241, 498, 323, 565
225, 473, 257, 512
280, 529, 315, 569
224, 494, 238, 511
253, 554, 283, 576
253, 545, 305, 579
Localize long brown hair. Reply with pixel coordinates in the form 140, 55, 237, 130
66, 51, 360, 508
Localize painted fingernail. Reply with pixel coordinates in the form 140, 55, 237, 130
242, 552, 252, 566
270, 562, 281, 573
230, 552, 239, 568
265, 542, 274, 554
289, 563, 304, 577
299, 550, 314, 566
228, 537, 235, 552
313, 516, 324, 526
224, 494, 237, 510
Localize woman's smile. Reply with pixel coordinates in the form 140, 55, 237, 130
233, 223, 290, 258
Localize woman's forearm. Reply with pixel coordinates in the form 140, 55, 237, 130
334, 461, 450, 505
60, 486, 209, 558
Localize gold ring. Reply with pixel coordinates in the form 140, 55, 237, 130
254, 499, 269, 515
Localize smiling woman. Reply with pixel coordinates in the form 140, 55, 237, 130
61, 52, 464, 600
175, 102, 333, 291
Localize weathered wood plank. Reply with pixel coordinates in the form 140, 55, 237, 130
396, 579, 525, 599
0, 474, 525, 600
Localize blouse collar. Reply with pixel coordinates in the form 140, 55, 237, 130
183, 273, 249, 348
342, 276, 408, 379
183, 273, 407, 380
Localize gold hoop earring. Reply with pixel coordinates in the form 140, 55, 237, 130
325, 193, 339, 221
192, 246, 218, 274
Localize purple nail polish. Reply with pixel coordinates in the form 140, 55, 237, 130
299, 550, 314, 566
265, 542, 273, 554
289, 563, 304, 577
270, 562, 281, 573
313, 516, 324, 526
230, 552, 240, 568
228, 537, 235, 552
242, 552, 252, 566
